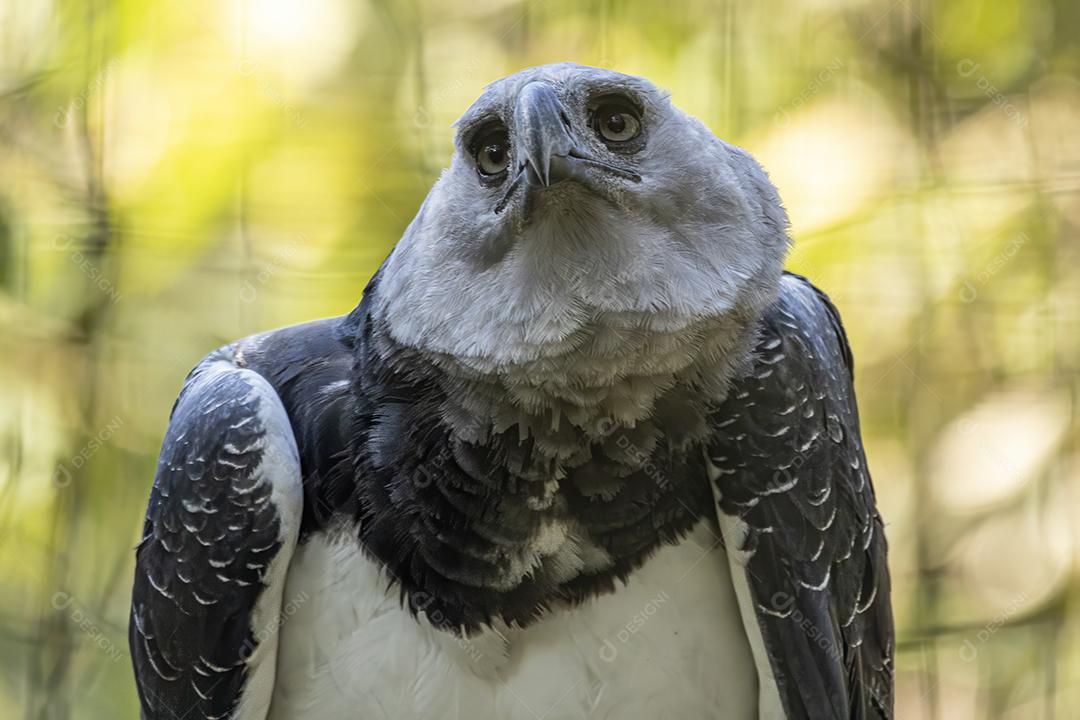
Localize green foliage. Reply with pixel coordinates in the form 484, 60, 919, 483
1, 0, 1077, 717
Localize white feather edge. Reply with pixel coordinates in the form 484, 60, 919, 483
705, 453, 787, 720
226, 370, 304, 720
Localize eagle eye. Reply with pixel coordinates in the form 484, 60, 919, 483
590, 96, 642, 145
472, 125, 510, 178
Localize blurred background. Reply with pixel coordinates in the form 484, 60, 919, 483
1, 0, 1078, 717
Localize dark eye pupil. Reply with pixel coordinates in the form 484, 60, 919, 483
484, 143, 505, 163
605, 113, 626, 134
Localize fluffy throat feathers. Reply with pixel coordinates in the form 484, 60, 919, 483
342, 256, 781, 632
369, 300, 760, 470
350, 300, 749, 633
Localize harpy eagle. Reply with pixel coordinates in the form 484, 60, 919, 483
129, 64, 893, 719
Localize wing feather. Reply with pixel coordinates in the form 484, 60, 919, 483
709, 273, 894, 719
129, 351, 302, 720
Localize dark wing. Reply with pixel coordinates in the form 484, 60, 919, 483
129, 352, 302, 720
708, 273, 894, 719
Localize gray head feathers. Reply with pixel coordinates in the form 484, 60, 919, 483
370, 63, 790, 453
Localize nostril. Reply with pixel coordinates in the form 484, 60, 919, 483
559, 110, 572, 131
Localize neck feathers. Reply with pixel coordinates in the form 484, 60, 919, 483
335, 282, 750, 633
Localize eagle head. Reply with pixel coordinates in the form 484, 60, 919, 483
369, 63, 791, 437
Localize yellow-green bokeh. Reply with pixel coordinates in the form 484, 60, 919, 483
1, 0, 1078, 717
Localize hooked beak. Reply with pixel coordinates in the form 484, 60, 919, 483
513, 81, 579, 187
493, 82, 641, 214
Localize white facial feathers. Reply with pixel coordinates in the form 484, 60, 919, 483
371, 63, 790, 448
